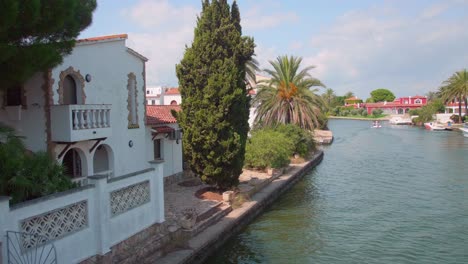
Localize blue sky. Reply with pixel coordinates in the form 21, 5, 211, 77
80, 0, 468, 99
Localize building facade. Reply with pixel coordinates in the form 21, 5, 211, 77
0, 34, 167, 263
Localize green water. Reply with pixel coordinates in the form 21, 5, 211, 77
205, 120, 468, 264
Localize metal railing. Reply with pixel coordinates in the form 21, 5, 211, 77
6, 231, 57, 264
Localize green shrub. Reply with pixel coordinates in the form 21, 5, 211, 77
464, 115, 468, 122
361, 110, 368, 117
341, 110, 350, 116
0, 123, 75, 204
245, 130, 293, 169
272, 124, 315, 157
350, 109, 359, 116
408, 109, 420, 116
372, 108, 383, 116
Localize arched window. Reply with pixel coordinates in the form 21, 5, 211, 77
415, 99, 422, 104
170, 100, 178, 105
127, 73, 139, 128
398, 108, 404, 114
93, 144, 113, 176
63, 149, 82, 179
63, 75, 77, 104
58, 67, 86, 104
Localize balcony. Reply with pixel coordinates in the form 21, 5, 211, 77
50, 104, 112, 142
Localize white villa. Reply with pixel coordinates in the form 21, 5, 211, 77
145, 87, 181, 106
0, 34, 182, 263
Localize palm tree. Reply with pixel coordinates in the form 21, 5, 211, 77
253, 55, 325, 130
245, 56, 259, 90
439, 69, 468, 123
321, 88, 336, 112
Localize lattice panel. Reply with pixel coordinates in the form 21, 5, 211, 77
20, 201, 88, 249
110, 181, 150, 216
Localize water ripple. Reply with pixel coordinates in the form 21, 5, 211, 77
206, 120, 468, 264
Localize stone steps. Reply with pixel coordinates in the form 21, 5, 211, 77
141, 203, 232, 263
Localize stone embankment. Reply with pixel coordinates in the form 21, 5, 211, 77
155, 150, 324, 264
314, 129, 333, 144
328, 116, 390, 121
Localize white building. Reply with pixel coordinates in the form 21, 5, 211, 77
146, 86, 162, 105
146, 105, 184, 182
0, 34, 173, 263
161, 87, 181, 105
248, 74, 271, 129
145, 87, 181, 106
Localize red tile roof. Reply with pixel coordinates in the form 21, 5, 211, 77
78, 34, 128, 43
146, 105, 181, 125
165, 87, 180, 95
345, 96, 360, 101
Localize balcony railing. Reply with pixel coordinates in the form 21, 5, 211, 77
72, 106, 111, 130
51, 104, 112, 142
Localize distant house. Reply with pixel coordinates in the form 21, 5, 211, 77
364, 95, 427, 115
145, 87, 181, 106
444, 99, 467, 116
162, 87, 181, 105
146, 86, 163, 105
344, 96, 363, 108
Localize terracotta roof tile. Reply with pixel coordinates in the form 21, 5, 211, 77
78, 34, 128, 43
146, 105, 181, 125
165, 87, 180, 95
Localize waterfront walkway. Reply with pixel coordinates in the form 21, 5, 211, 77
156, 151, 324, 264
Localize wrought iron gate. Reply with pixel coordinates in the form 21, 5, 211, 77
6, 231, 57, 264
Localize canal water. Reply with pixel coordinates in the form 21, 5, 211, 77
205, 120, 468, 264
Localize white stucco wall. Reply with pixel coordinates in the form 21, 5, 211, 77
0, 72, 47, 152
146, 123, 183, 178
162, 94, 181, 105
49, 39, 152, 178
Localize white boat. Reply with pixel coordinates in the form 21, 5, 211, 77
424, 122, 445, 131
372, 121, 382, 128
460, 127, 468, 137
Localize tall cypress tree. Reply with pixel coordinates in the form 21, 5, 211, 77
176, 0, 255, 190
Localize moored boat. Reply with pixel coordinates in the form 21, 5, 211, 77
424, 122, 446, 131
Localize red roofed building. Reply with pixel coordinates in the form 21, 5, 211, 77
146, 105, 183, 179
364, 95, 427, 115
344, 96, 363, 108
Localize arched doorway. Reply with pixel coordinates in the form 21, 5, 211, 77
170, 100, 178, 105
93, 144, 113, 176
62, 148, 83, 179
405, 108, 410, 113
398, 108, 404, 114
63, 75, 78, 104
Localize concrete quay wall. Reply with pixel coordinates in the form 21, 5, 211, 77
159, 150, 324, 264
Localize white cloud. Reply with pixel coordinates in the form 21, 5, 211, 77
302, 2, 468, 98
242, 5, 299, 30
121, 0, 199, 86
122, 0, 197, 29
